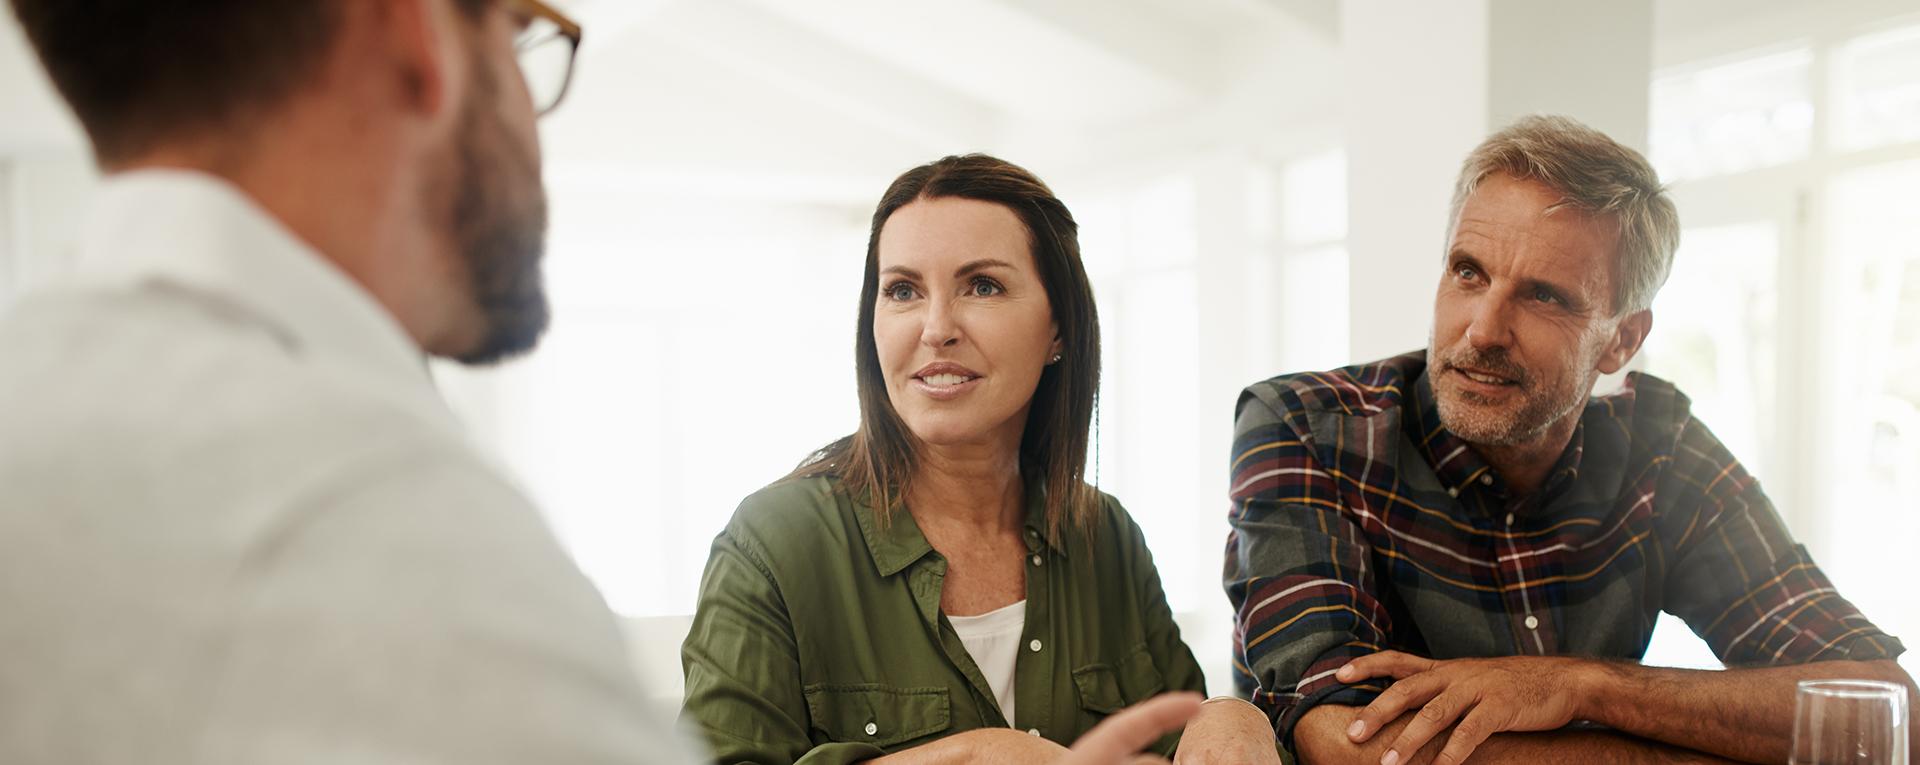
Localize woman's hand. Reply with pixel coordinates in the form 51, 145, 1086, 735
1063, 692, 1205, 765
1172, 697, 1282, 765
865, 728, 1069, 764
868, 693, 1202, 764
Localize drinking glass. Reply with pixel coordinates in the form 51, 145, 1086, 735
1790, 679, 1909, 765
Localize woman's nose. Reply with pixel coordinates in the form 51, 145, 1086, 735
919, 297, 960, 348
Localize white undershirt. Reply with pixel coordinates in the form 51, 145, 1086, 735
946, 600, 1028, 726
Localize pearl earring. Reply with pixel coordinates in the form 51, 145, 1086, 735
1049, 354, 1063, 364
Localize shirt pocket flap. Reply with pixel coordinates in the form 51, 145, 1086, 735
1072, 644, 1167, 714
802, 683, 951, 748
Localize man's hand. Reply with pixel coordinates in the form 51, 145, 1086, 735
1060, 692, 1205, 765
1337, 652, 1598, 765
1172, 697, 1282, 765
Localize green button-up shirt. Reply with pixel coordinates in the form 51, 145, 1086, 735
680, 476, 1205, 764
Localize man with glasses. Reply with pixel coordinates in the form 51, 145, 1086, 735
0, 1, 1200, 762
0, 0, 686, 761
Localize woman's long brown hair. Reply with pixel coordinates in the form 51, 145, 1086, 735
788, 154, 1103, 541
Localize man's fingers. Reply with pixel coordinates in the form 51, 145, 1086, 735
1336, 651, 1434, 684
1432, 706, 1501, 765
1382, 691, 1470, 765
1347, 672, 1439, 743
1062, 692, 1204, 765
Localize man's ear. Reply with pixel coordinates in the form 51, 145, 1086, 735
1597, 309, 1653, 375
376, 0, 458, 119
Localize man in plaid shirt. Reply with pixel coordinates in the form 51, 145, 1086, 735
1208, 116, 1915, 764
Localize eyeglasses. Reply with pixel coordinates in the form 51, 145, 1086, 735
511, 0, 582, 117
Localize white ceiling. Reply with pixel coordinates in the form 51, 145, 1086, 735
11, 0, 1911, 198
0, 0, 1338, 186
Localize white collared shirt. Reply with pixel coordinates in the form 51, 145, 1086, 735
0, 170, 695, 763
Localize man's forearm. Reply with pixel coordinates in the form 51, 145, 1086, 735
1581, 659, 1918, 764
1295, 705, 1735, 765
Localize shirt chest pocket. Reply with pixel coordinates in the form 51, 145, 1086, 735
802, 683, 952, 749
1071, 643, 1166, 714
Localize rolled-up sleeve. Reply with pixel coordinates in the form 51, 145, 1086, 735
1224, 389, 1394, 751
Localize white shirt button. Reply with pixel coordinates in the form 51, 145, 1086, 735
1504, 513, 1515, 526
1030, 554, 1043, 567
864, 722, 878, 736
1029, 639, 1043, 652
1481, 474, 1495, 486
1524, 615, 1540, 630
1028, 728, 1041, 736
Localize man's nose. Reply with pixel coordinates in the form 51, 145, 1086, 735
1464, 295, 1515, 350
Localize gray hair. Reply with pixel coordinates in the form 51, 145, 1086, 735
1446, 114, 1680, 315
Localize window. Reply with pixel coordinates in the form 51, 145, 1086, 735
1832, 24, 1920, 151
1650, 48, 1814, 182
1820, 158, 1920, 652
1642, 21, 1920, 673
1640, 222, 1781, 479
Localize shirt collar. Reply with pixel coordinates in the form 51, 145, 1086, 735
75, 169, 434, 393
855, 478, 1066, 578
1409, 371, 1500, 497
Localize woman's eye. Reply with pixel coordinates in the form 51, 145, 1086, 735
970, 279, 1004, 297
885, 283, 917, 301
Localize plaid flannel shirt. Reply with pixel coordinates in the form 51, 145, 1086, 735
1225, 351, 1905, 752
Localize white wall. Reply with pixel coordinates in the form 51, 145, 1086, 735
1342, 0, 1655, 362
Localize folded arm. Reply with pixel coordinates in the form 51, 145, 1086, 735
1296, 703, 1737, 765
1334, 651, 1916, 765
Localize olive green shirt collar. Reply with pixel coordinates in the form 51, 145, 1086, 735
854, 481, 1067, 577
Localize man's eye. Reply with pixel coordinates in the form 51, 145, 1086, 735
1533, 288, 1560, 304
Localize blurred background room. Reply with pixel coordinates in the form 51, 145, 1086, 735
4, 0, 1917, 716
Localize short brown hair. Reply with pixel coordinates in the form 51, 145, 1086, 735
792, 154, 1104, 541
1448, 114, 1681, 314
8, 0, 488, 166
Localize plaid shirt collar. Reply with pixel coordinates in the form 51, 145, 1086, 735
1406, 368, 1587, 511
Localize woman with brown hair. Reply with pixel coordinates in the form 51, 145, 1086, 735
679, 154, 1207, 763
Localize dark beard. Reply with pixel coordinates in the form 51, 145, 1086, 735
447, 55, 550, 366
